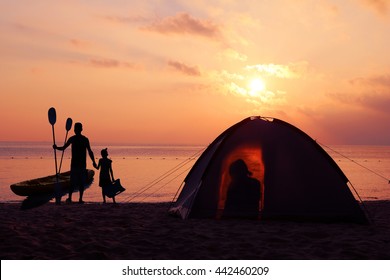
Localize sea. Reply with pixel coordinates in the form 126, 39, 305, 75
0, 142, 389, 203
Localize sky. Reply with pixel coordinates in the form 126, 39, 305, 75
1, 0, 390, 145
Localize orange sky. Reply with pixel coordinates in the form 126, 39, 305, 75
1, 0, 390, 145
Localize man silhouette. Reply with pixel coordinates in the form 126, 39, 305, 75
54, 122, 97, 203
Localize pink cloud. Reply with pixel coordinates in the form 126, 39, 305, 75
29, 67, 44, 76
328, 91, 390, 112
100, 15, 149, 24
141, 12, 223, 41
90, 58, 120, 67
69, 39, 92, 49
167, 60, 201, 76
360, 0, 390, 16
88, 58, 138, 69
350, 74, 390, 88
328, 74, 390, 113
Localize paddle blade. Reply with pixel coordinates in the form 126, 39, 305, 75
65, 118, 73, 131
48, 107, 56, 125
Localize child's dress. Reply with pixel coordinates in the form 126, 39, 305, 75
98, 157, 112, 193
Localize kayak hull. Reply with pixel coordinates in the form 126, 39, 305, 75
10, 170, 95, 196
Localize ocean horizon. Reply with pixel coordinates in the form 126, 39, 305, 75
1, 142, 389, 204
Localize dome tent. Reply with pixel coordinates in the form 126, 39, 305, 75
170, 116, 368, 223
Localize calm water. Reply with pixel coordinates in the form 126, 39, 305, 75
0, 142, 389, 203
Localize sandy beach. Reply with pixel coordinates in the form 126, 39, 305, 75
0, 200, 389, 260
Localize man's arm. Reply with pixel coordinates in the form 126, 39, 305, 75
86, 139, 97, 168
53, 138, 72, 151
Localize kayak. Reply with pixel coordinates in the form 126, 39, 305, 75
10, 169, 95, 196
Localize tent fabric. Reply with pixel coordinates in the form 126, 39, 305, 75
169, 116, 368, 223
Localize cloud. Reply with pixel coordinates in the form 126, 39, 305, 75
211, 62, 309, 106
87, 57, 138, 69
245, 62, 309, 79
326, 91, 356, 105
141, 12, 223, 41
359, 0, 390, 16
360, 93, 390, 112
350, 74, 390, 88
327, 91, 390, 113
219, 70, 245, 81
167, 60, 201, 76
215, 70, 286, 106
29, 67, 45, 76
328, 74, 390, 113
100, 15, 149, 24
227, 82, 286, 105
69, 39, 91, 49
219, 49, 248, 62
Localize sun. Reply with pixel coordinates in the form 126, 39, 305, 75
248, 78, 266, 96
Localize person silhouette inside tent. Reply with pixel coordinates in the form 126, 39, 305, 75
223, 159, 261, 218
53, 122, 97, 203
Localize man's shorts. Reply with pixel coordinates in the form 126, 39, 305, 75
70, 168, 87, 191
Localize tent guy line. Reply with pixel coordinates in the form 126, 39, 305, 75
318, 141, 390, 184
121, 146, 206, 203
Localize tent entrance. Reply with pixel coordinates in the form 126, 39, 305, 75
217, 145, 265, 218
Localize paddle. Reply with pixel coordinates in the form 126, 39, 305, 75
48, 107, 61, 204
48, 108, 58, 174
58, 118, 72, 174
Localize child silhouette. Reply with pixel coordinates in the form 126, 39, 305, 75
96, 148, 115, 203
